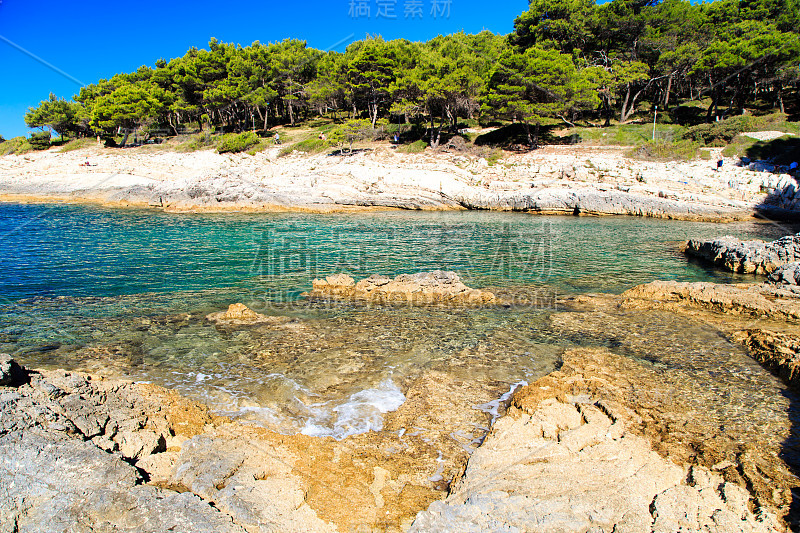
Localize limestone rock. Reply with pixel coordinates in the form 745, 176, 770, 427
309, 271, 499, 306
0, 368, 247, 532
206, 303, 293, 326
734, 329, 800, 390
685, 233, 800, 274
0, 354, 25, 386
769, 262, 800, 286
409, 349, 782, 533
620, 280, 800, 320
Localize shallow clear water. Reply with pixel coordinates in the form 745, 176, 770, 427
0, 203, 797, 440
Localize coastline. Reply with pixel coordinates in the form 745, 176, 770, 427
2, 143, 795, 221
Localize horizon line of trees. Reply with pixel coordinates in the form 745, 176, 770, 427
22, 0, 800, 148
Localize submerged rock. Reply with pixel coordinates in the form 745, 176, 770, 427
685, 232, 800, 274
308, 270, 500, 306
734, 329, 800, 390
206, 303, 294, 326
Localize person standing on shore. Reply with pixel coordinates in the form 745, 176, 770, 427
716, 159, 724, 171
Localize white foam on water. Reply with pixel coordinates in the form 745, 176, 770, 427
300, 379, 406, 440
473, 380, 528, 426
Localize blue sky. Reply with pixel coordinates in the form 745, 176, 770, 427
0, 0, 528, 139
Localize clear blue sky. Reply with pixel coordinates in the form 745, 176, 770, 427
0, 0, 528, 139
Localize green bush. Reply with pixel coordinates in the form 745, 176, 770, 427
217, 131, 261, 154
28, 131, 52, 150
628, 139, 700, 161
399, 140, 427, 153
0, 136, 33, 155
682, 113, 795, 146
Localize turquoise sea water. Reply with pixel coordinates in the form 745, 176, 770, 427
0, 203, 797, 442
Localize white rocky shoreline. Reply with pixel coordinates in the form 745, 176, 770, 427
1, 144, 798, 220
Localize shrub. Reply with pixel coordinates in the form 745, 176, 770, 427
28, 131, 52, 150
682, 113, 794, 146
217, 131, 261, 154
0, 136, 33, 155
628, 139, 700, 161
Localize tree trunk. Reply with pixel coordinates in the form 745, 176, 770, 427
524, 122, 533, 147
168, 113, 178, 136
664, 73, 673, 109
620, 84, 632, 123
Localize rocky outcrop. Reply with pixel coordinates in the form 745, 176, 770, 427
685, 233, 800, 274
308, 271, 500, 306
453, 186, 745, 220
734, 329, 800, 390
620, 279, 800, 320
0, 363, 249, 532
0, 353, 25, 386
410, 348, 783, 533
769, 261, 800, 286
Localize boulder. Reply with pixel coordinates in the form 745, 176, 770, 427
685, 233, 800, 274
308, 271, 499, 306
768, 262, 800, 286
0, 354, 26, 386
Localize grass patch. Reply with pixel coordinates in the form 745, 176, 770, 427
566, 124, 685, 146
486, 149, 504, 166
398, 140, 427, 153
59, 138, 96, 153
743, 137, 800, 166
280, 137, 332, 156
627, 139, 700, 161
